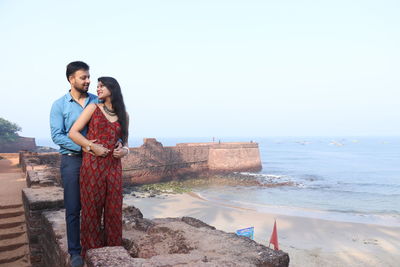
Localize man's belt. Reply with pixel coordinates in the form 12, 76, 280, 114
64, 152, 82, 157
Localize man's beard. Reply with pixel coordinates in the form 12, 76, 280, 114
76, 86, 89, 94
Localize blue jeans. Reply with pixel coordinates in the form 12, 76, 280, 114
61, 154, 82, 256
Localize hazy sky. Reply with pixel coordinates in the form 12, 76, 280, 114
0, 0, 399, 143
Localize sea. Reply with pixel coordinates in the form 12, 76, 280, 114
38, 136, 400, 227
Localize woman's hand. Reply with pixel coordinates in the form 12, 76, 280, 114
82, 139, 97, 155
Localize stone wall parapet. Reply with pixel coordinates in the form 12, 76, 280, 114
22, 187, 64, 266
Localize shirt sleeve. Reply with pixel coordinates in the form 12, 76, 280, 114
50, 100, 81, 152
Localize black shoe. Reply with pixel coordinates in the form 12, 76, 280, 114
71, 254, 84, 267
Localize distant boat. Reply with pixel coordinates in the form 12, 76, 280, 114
296, 141, 311, 145
329, 141, 344, 146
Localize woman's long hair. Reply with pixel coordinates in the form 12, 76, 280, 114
98, 76, 128, 144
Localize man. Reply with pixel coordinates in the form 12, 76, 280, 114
50, 61, 127, 267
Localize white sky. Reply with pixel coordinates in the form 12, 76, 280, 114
0, 0, 399, 141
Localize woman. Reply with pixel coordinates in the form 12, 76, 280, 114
69, 76, 129, 256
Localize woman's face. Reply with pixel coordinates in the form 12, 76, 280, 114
97, 81, 111, 100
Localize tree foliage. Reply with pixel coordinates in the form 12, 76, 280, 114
0, 117, 22, 144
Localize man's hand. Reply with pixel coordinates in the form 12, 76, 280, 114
115, 141, 123, 150
113, 146, 129, 159
113, 141, 128, 159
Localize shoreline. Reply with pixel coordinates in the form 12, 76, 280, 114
124, 192, 400, 267
194, 191, 400, 227
123, 179, 400, 228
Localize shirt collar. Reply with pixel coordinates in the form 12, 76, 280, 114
66, 90, 74, 102
66, 90, 90, 103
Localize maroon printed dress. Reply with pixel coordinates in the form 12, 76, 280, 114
80, 105, 122, 256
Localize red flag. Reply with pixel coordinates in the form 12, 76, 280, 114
269, 219, 279, 250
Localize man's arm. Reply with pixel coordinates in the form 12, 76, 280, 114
50, 100, 81, 152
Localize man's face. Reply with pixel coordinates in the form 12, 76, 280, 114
69, 70, 90, 93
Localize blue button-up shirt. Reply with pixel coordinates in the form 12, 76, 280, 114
50, 91, 98, 154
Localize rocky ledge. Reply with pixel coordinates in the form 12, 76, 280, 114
120, 206, 289, 266
40, 205, 289, 267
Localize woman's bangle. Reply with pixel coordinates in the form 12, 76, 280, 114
123, 146, 130, 154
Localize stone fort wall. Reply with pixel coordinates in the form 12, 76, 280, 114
0, 136, 36, 153
20, 139, 262, 186
19, 138, 262, 186
121, 138, 262, 185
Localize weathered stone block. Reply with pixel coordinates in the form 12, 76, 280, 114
41, 210, 69, 267
22, 187, 65, 267
26, 168, 61, 187
19, 152, 60, 173
22, 187, 64, 210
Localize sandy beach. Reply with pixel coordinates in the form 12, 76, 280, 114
124, 192, 400, 267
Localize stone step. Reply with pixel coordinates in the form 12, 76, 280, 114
0, 204, 23, 210
0, 215, 25, 230
0, 231, 25, 242
0, 224, 25, 241
0, 245, 29, 265
0, 233, 28, 253
0, 207, 24, 220
0, 224, 25, 233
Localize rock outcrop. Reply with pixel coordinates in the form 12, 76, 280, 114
121, 207, 289, 266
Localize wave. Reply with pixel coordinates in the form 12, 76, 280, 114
294, 185, 400, 197
327, 208, 400, 215
337, 181, 400, 188
239, 172, 284, 178
298, 174, 324, 181
238, 172, 295, 186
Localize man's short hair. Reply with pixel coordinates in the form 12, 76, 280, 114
66, 61, 90, 82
